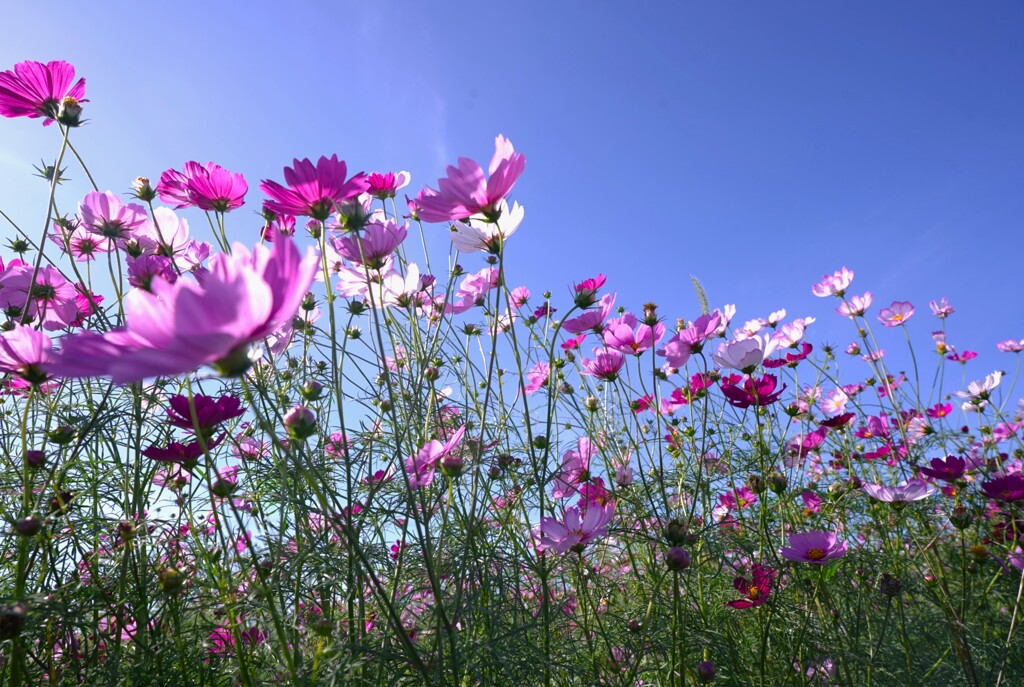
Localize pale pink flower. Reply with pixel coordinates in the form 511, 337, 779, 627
878, 301, 914, 327
836, 292, 873, 319
811, 267, 854, 297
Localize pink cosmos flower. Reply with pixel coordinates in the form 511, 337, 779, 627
836, 292, 873, 319
781, 530, 847, 564
563, 293, 616, 334
657, 311, 723, 368
260, 155, 368, 221
404, 425, 467, 489
811, 267, 854, 297
603, 312, 665, 355
50, 221, 110, 262
444, 267, 499, 315
142, 433, 225, 470
331, 220, 408, 268
78, 191, 148, 244
580, 347, 625, 381
877, 301, 914, 327
997, 339, 1024, 353
50, 237, 318, 383
157, 161, 248, 212
861, 480, 935, 504
573, 274, 607, 308
127, 255, 177, 291
523, 361, 550, 395
552, 438, 596, 499
417, 135, 526, 222
0, 60, 85, 125
929, 297, 954, 318
537, 502, 615, 554
365, 170, 410, 199
0, 263, 80, 330
726, 564, 774, 609
0, 324, 52, 385
712, 335, 778, 372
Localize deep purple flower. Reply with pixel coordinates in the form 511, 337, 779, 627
781, 530, 847, 564
417, 135, 525, 223
0, 60, 85, 125
157, 161, 248, 212
982, 474, 1024, 502
166, 394, 245, 436
918, 455, 967, 483
260, 155, 368, 221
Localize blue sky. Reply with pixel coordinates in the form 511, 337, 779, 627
2, 1, 1022, 399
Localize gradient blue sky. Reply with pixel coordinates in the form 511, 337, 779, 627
2, 1, 1022, 392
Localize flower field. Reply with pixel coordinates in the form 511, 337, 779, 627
0, 59, 1022, 686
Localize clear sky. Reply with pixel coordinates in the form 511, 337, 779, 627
2, 1, 1022, 392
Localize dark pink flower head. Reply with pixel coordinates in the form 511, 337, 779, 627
0, 263, 79, 330
657, 311, 723, 368
781, 530, 847, 564
552, 437, 597, 499
726, 564, 774, 609
878, 301, 914, 328
127, 255, 177, 292
721, 374, 786, 409
0, 324, 52, 386
581, 346, 625, 381
365, 171, 410, 200
78, 191, 148, 244
417, 135, 525, 223
404, 425, 467, 489
574, 274, 607, 308
166, 394, 246, 436
918, 455, 967, 483
50, 237, 318, 383
982, 474, 1024, 502
523, 361, 550, 395
331, 220, 408, 269
260, 155, 368, 221
157, 161, 248, 212
142, 433, 225, 471
0, 60, 85, 125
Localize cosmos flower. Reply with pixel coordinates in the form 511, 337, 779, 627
781, 530, 847, 564
157, 161, 248, 212
726, 564, 775, 609
417, 135, 525, 223
537, 502, 615, 554
260, 155, 368, 221
0, 60, 85, 125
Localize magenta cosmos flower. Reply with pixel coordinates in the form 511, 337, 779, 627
417, 135, 526, 223
981, 474, 1024, 502
581, 347, 625, 381
537, 502, 615, 554
603, 312, 665, 355
0, 324, 52, 386
917, 455, 967, 482
721, 374, 786, 409
49, 237, 318, 383
404, 425, 467, 489
726, 564, 775, 609
166, 394, 246, 436
365, 170, 409, 200
260, 155, 368, 221
878, 301, 914, 327
78, 191, 148, 244
781, 530, 847, 564
657, 311, 723, 368
0, 60, 85, 125
157, 161, 248, 212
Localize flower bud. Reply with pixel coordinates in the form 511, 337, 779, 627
0, 603, 28, 640
642, 302, 659, 326
25, 450, 46, 469
56, 96, 83, 126
439, 453, 465, 478
116, 519, 138, 542
299, 380, 324, 402
47, 424, 76, 445
532, 435, 548, 450
132, 176, 157, 202
158, 566, 185, 594
664, 518, 689, 546
746, 474, 766, 495
423, 366, 440, 382
665, 546, 691, 571
767, 471, 788, 495
283, 405, 317, 440
949, 504, 972, 530
697, 660, 716, 683
13, 517, 41, 537
878, 573, 902, 597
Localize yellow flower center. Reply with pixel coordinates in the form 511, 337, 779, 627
747, 586, 760, 600
806, 547, 826, 561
